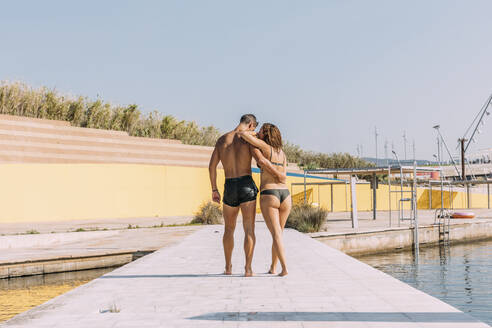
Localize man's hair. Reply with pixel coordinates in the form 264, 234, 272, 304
240, 114, 257, 126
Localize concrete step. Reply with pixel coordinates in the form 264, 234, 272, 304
0, 127, 212, 151
0, 151, 211, 166
0, 114, 71, 127
0, 115, 215, 167
0, 114, 186, 145
0, 142, 211, 162
0, 117, 128, 138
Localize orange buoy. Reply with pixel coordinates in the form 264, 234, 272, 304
451, 212, 475, 219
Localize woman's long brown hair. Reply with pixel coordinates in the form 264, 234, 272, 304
261, 123, 283, 151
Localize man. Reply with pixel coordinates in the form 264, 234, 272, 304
209, 114, 285, 276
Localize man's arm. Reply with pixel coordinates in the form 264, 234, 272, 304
250, 146, 286, 184
209, 146, 221, 203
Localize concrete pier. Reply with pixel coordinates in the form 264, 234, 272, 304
314, 210, 492, 255
0, 226, 200, 279
3, 224, 489, 328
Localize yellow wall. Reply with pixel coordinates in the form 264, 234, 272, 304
0, 164, 225, 222
0, 163, 489, 223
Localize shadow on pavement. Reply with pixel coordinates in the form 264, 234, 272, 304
100, 273, 273, 278
188, 311, 480, 323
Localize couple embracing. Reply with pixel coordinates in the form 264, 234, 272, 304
209, 114, 291, 277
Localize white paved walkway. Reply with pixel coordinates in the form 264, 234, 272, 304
2, 224, 489, 328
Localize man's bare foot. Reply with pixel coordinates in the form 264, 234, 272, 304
268, 265, 276, 274
224, 265, 232, 275
278, 269, 288, 277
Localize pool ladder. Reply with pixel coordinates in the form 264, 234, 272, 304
435, 208, 451, 244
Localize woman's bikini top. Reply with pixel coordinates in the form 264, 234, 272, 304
269, 146, 284, 167
259, 146, 284, 172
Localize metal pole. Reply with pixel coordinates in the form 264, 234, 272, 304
429, 183, 432, 209
330, 183, 334, 212
403, 130, 407, 160
450, 184, 454, 209
460, 138, 466, 181
438, 137, 444, 211
413, 161, 419, 257
303, 170, 307, 203
466, 183, 470, 209
411, 181, 414, 214
375, 126, 378, 166
345, 182, 348, 211
318, 184, 320, 206
412, 139, 416, 161
435, 126, 461, 178
388, 165, 392, 227
350, 176, 358, 229
464, 93, 492, 153
399, 165, 403, 227
488, 183, 490, 209
372, 172, 377, 220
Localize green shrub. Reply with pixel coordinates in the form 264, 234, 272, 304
191, 201, 223, 225
286, 204, 327, 233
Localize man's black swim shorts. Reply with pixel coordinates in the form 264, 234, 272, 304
223, 175, 258, 207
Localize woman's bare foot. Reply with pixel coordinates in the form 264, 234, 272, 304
245, 267, 254, 277
268, 264, 276, 274
278, 269, 288, 277
224, 265, 232, 275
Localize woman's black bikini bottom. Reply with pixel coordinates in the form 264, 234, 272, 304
260, 189, 290, 203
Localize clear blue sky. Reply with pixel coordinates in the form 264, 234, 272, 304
2, 0, 492, 160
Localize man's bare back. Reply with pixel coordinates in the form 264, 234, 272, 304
215, 131, 253, 178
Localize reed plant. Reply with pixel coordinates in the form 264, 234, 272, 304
286, 203, 328, 233
0, 81, 220, 146
191, 201, 223, 225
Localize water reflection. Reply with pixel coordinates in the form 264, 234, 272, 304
357, 239, 492, 325
0, 267, 116, 322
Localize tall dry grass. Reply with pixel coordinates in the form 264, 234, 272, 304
286, 204, 328, 233
0, 81, 220, 146
191, 201, 223, 225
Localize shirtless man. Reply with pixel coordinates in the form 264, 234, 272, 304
209, 114, 285, 276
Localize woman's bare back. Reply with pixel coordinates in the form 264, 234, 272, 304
260, 147, 287, 190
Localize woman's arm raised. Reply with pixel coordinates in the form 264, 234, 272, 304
238, 131, 270, 154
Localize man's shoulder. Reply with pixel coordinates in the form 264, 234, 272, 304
216, 133, 229, 144
217, 131, 237, 144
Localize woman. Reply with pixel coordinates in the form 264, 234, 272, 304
239, 123, 291, 276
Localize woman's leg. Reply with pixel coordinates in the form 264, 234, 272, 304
269, 243, 277, 274
261, 195, 288, 276
279, 195, 292, 228
260, 195, 277, 272
269, 195, 292, 273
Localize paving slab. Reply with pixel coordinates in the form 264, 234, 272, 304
2, 224, 489, 328
1, 226, 200, 264
0, 217, 194, 235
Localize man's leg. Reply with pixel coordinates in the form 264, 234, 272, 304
240, 200, 257, 277
223, 204, 240, 275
